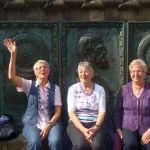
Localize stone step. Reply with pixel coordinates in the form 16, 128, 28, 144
0, 133, 72, 150
0, 134, 27, 150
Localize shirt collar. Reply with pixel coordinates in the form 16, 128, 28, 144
35, 80, 50, 88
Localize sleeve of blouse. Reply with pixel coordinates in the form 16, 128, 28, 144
54, 85, 62, 106
115, 87, 123, 129
67, 86, 76, 112
16, 78, 32, 96
98, 87, 106, 112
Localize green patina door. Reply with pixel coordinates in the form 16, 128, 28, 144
0, 22, 59, 129
127, 22, 150, 82
0, 21, 126, 130
59, 22, 125, 127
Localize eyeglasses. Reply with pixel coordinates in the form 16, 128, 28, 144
130, 70, 144, 74
35, 66, 49, 70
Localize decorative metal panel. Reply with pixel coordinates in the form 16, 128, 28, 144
128, 22, 150, 82
0, 22, 58, 129
60, 22, 125, 128
0, 21, 125, 135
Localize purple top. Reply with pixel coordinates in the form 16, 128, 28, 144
115, 82, 150, 135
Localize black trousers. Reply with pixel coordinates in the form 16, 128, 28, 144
122, 128, 150, 150
67, 121, 106, 150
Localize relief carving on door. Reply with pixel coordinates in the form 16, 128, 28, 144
12, 33, 49, 79
77, 33, 111, 101
78, 34, 109, 70
137, 34, 150, 76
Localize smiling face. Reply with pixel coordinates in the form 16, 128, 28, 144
78, 66, 93, 84
33, 60, 50, 80
129, 64, 146, 84
129, 59, 147, 85
77, 61, 94, 84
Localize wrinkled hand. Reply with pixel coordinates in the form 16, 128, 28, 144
82, 127, 98, 144
82, 128, 92, 143
88, 126, 99, 135
3, 38, 16, 53
40, 124, 51, 140
141, 129, 150, 145
86, 126, 99, 143
83, 129, 93, 143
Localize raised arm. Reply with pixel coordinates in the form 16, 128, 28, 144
3, 38, 22, 87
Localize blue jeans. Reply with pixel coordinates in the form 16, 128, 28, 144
23, 122, 63, 150
122, 128, 150, 150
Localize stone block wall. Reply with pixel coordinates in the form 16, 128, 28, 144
0, 0, 150, 21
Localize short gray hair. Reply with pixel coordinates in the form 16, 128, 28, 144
77, 61, 94, 75
33, 60, 50, 71
129, 59, 147, 73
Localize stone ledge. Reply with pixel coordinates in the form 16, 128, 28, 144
1, 0, 150, 10
0, 134, 27, 150
0, 134, 51, 150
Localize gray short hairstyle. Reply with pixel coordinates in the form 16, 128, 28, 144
33, 60, 50, 71
129, 59, 148, 73
77, 61, 94, 75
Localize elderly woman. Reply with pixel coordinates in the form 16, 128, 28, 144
115, 59, 150, 150
3, 38, 63, 150
67, 61, 106, 150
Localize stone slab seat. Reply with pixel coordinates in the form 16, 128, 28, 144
0, 134, 27, 150
0, 133, 71, 150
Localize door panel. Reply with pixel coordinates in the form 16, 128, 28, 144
60, 22, 125, 126
0, 21, 126, 131
0, 22, 58, 129
127, 22, 150, 81
128, 22, 150, 82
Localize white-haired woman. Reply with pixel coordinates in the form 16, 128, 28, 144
3, 38, 63, 150
67, 61, 106, 150
115, 59, 150, 150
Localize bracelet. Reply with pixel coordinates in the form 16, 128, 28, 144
49, 121, 53, 127
94, 124, 100, 128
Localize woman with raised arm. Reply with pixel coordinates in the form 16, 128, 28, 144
3, 38, 63, 150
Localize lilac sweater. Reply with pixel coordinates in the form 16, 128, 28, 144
115, 82, 150, 134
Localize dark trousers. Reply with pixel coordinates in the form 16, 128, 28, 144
67, 121, 106, 150
122, 128, 150, 150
